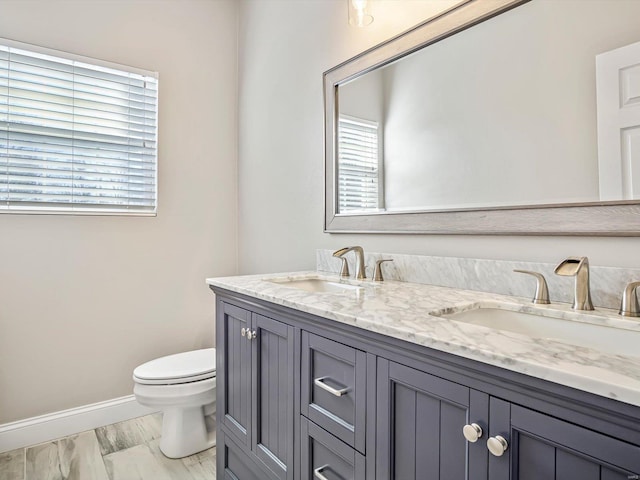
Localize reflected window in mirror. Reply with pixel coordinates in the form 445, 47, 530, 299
337, 115, 383, 213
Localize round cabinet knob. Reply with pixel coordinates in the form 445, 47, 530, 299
246, 330, 257, 340
241, 327, 247, 337
487, 435, 509, 457
462, 423, 483, 443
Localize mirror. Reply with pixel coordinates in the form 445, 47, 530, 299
324, 0, 640, 235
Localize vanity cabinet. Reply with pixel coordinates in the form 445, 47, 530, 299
217, 301, 295, 480
212, 288, 640, 480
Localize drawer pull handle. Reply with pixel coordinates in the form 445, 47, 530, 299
314, 465, 338, 480
314, 376, 350, 397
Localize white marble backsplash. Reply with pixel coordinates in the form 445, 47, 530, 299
317, 249, 640, 310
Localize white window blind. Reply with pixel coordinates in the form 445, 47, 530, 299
0, 40, 158, 215
337, 115, 380, 212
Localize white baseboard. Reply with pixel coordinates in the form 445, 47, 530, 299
0, 395, 158, 453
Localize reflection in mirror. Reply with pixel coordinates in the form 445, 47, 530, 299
336, 0, 640, 215
337, 115, 382, 212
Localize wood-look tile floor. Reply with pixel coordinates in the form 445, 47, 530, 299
0, 414, 216, 480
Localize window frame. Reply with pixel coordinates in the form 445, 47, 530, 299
0, 37, 159, 216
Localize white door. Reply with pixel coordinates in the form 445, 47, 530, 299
596, 40, 640, 200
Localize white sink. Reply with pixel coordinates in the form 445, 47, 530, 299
435, 304, 640, 357
267, 277, 364, 294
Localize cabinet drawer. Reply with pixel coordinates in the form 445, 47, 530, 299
301, 331, 367, 452
218, 429, 264, 480
301, 417, 366, 480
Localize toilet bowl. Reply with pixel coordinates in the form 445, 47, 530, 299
133, 348, 216, 459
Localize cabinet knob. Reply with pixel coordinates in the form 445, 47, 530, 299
487, 435, 509, 456
462, 423, 483, 442
240, 327, 247, 337
246, 330, 257, 340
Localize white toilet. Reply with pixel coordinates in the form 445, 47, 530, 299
133, 348, 217, 459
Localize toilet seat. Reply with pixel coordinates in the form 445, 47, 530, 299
133, 348, 216, 385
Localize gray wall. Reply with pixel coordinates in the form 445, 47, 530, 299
237, 0, 640, 278
0, 0, 238, 423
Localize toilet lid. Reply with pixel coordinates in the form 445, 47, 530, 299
133, 348, 216, 383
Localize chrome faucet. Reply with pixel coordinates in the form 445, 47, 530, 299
554, 256, 594, 311
333, 246, 366, 280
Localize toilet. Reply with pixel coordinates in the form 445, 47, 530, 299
133, 348, 216, 459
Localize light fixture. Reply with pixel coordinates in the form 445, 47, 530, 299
348, 0, 374, 27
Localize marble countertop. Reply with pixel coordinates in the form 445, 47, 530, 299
206, 271, 640, 407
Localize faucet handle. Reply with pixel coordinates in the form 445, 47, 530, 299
373, 259, 393, 282
619, 281, 640, 317
337, 257, 350, 277
514, 270, 550, 305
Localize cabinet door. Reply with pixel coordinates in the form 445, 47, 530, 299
489, 398, 640, 480
217, 302, 252, 446
251, 314, 295, 480
376, 359, 489, 480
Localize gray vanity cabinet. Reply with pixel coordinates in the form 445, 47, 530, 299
217, 301, 295, 480
212, 288, 640, 480
376, 358, 489, 480
489, 398, 640, 480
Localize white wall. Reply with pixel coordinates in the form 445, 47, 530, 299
237, 0, 640, 278
339, 69, 384, 124
0, 0, 238, 423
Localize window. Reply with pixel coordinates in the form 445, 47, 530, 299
0, 39, 158, 215
337, 115, 381, 213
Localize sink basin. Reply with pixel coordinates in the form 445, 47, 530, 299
267, 277, 363, 294
436, 304, 640, 357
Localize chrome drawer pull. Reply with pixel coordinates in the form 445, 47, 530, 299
314, 376, 350, 397
314, 465, 338, 480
